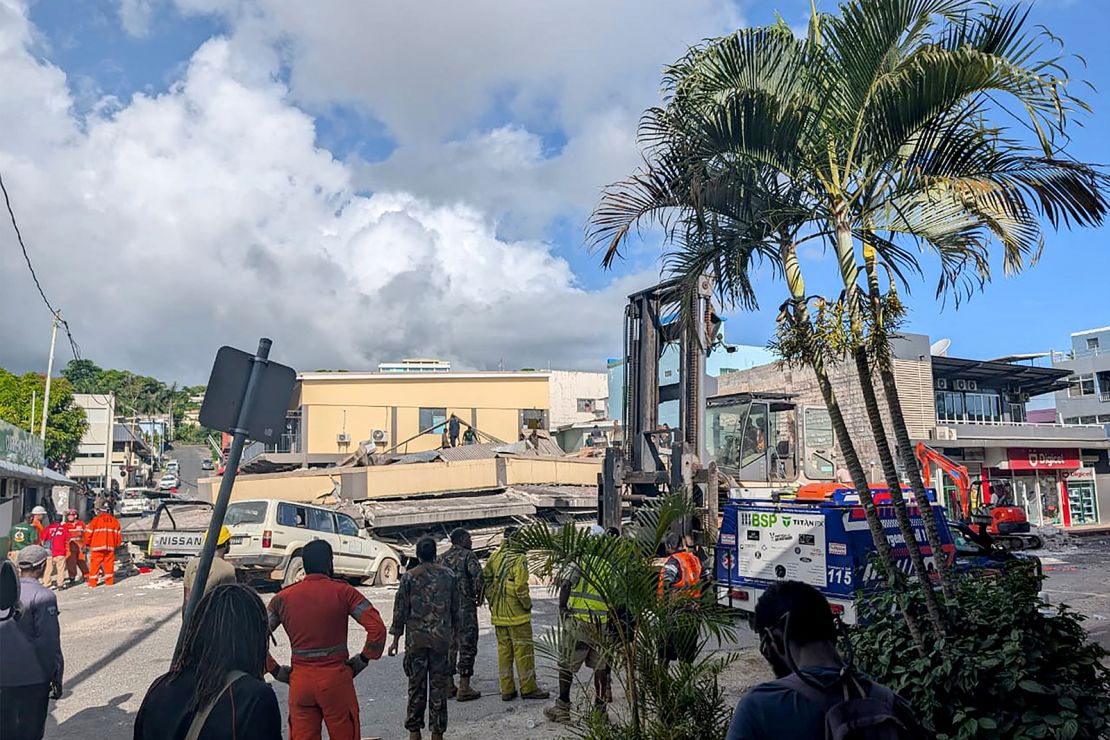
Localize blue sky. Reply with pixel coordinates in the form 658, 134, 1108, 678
3, 0, 1105, 380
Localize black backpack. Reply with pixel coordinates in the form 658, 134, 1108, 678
775, 672, 916, 740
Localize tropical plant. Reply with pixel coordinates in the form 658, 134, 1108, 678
592, 0, 1109, 637
505, 494, 737, 738
590, 22, 938, 646
849, 565, 1110, 739
0, 368, 87, 470
61, 358, 206, 440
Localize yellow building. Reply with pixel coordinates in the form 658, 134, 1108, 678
269, 371, 551, 465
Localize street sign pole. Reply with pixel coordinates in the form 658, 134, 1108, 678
173, 338, 272, 661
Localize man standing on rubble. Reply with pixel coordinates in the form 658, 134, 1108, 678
448, 415, 461, 448
388, 537, 459, 740
441, 528, 483, 701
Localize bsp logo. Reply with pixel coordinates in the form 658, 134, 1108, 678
749, 512, 791, 528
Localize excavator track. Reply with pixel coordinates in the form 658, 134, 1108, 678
993, 533, 1043, 551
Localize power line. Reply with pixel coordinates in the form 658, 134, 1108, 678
0, 168, 82, 362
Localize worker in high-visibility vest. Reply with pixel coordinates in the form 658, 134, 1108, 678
657, 531, 705, 665
545, 526, 613, 724
84, 502, 122, 587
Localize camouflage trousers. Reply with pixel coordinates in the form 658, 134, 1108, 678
403, 647, 451, 733
449, 604, 480, 677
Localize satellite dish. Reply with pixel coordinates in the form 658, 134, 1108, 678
930, 338, 952, 357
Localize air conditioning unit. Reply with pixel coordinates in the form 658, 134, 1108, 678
371, 428, 389, 445
954, 379, 967, 391
336, 432, 351, 444
966, 380, 978, 391
935, 378, 948, 390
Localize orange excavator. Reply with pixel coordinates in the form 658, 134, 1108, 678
915, 443, 1041, 550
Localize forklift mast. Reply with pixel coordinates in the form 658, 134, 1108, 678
603, 277, 717, 538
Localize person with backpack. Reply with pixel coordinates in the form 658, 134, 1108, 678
133, 583, 281, 740
726, 580, 925, 740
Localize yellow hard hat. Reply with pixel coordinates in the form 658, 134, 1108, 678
204, 525, 233, 547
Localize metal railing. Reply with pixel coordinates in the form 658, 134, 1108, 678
1051, 346, 1108, 361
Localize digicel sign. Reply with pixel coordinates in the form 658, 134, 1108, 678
1007, 447, 1081, 471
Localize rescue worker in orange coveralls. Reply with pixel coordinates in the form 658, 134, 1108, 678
84, 502, 122, 587
267, 539, 386, 740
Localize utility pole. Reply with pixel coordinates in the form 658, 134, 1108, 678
40, 311, 60, 444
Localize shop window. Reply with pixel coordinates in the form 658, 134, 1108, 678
419, 407, 447, 434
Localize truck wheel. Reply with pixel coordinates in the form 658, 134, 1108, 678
375, 558, 400, 586
283, 556, 306, 587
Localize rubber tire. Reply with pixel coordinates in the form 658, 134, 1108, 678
283, 556, 306, 587
375, 558, 400, 586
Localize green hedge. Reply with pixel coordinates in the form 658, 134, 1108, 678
848, 568, 1110, 739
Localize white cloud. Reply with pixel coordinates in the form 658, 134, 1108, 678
0, 1, 653, 381
116, 0, 162, 37
170, 0, 742, 232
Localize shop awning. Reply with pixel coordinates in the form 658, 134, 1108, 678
0, 459, 79, 487
931, 355, 1071, 397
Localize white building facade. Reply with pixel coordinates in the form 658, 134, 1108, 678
70, 393, 115, 489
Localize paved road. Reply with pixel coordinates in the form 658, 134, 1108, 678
166, 444, 208, 500
41, 536, 1110, 739
1039, 536, 1110, 649
45, 573, 760, 740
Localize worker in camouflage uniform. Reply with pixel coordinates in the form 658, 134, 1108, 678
440, 528, 484, 701
389, 536, 460, 740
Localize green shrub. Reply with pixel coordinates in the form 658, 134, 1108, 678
848, 568, 1110, 739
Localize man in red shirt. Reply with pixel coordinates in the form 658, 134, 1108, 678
41, 516, 70, 589
268, 540, 386, 740
63, 509, 88, 585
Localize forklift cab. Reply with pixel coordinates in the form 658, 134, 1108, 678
705, 393, 798, 483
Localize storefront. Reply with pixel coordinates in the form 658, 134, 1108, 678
983, 447, 1099, 528
0, 420, 79, 552
1064, 468, 1099, 526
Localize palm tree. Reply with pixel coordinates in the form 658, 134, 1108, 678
591, 23, 937, 644
506, 494, 737, 737
599, 0, 1107, 622
796, 0, 1106, 600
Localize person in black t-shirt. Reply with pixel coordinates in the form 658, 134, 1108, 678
134, 583, 281, 740
726, 581, 925, 740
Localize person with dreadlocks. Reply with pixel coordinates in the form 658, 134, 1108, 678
267, 539, 387, 740
133, 583, 281, 739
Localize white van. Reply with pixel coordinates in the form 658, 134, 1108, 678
223, 499, 402, 587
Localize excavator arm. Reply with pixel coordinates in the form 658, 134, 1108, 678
915, 442, 972, 519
